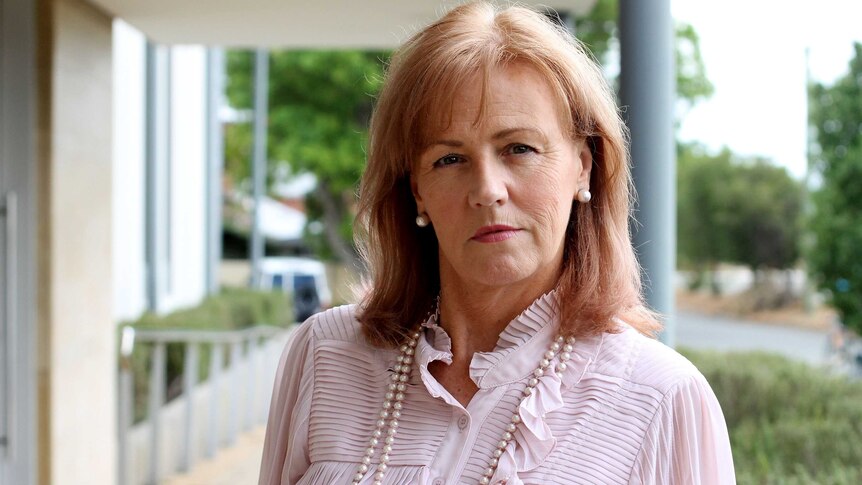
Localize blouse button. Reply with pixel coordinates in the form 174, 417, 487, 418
433, 478, 445, 485
457, 415, 469, 430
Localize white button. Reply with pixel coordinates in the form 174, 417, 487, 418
457, 415, 468, 430
433, 478, 444, 485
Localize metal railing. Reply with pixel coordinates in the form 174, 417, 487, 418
118, 324, 296, 485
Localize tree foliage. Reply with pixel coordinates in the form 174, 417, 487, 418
808, 43, 862, 333
677, 144, 803, 290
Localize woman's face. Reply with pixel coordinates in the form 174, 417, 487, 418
411, 63, 592, 293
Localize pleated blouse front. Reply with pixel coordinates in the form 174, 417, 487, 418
259, 294, 736, 485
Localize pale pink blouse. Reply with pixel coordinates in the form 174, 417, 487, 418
259, 294, 735, 484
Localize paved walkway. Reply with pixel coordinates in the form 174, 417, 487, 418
161, 312, 831, 484
162, 426, 266, 485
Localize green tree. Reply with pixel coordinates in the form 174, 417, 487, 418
226, 50, 385, 267
808, 43, 862, 333
678, 145, 803, 293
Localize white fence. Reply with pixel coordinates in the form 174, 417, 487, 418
118, 325, 296, 485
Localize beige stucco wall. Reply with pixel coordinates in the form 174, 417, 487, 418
38, 0, 116, 483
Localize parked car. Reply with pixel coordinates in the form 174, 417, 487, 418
258, 257, 333, 322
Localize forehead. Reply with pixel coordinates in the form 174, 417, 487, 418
419, 63, 569, 142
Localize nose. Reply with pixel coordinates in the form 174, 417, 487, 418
467, 155, 508, 208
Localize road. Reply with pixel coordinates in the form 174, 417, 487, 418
674, 310, 830, 366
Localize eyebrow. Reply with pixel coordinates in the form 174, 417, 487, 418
426, 127, 547, 149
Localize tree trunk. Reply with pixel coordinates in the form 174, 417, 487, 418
312, 181, 360, 272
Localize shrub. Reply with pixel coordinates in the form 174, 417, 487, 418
682, 348, 862, 483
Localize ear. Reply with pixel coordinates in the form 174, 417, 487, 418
576, 137, 593, 189
410, 172, 425, 213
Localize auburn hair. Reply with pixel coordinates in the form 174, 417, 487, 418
355, 1, 661, 347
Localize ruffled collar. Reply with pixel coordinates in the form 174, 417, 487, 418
412, 291, 605, 483
415, 291, 603, 389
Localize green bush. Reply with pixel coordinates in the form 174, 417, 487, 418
682, 348, 862, 483
122, 287, 295, 422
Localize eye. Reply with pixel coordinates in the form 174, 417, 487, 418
507, 144, 536, 156
433, 154, 464, 167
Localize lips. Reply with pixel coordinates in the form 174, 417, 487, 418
471, 224, 520, 243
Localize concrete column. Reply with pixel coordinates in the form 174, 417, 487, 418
37, 0, 117, 483
619, 0, 677, 345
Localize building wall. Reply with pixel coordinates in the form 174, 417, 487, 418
112, 28, 208, 321
162, 46, 207, 313
112, 20, 147, 322
39, 0, 116, 483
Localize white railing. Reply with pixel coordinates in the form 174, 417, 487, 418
118, 324, 296, 485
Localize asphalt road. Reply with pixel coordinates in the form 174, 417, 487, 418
674, 310, 830, 366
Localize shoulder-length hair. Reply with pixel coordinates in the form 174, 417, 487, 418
355, 1, 661, 347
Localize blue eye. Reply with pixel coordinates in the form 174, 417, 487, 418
434, 154, 463, 167
509, 144, 535, 155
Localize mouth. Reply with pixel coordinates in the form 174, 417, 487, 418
471, 225, 521, 243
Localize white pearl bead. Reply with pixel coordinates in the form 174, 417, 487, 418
399, 345, 407, 353
528, 378, 538, 387
393, 402, 402, 410
540, 358, 550, 368
405, 347, 414, 356
385, 436, 395, 444
377, 463, 387, 472
555, 335, 564, 343
396, 355, 404, 363
551, 342, 561, 351
403, 356, 413, 365
380, 409, 389, 418
382, 401, 391, 409
563, 344, 573, 353
493, 449, 503, 458
560, 352, 571, 361
491, 457, 499, 466
365, 446, 375, 456
385, 392, 394, 401
407, 338, 416, 346
359, 464, 368, 473
566, 336, 576, 345
373, 481, 382, 485
411, 331, 420, 339
399, 374, 408, 382
511, 414, 521, 424
503, 432, 513, 441
389, 419, 399, 428
362, 455, 372, 465
388, 383, 397, 391
390, 373, 400, 382
480, 478, 490, 485
506, 423, 516, 432
377, 419, 386, 428
392, 410, 401, 418
353, 472, 363, 482
373, 430, 382, 438
485, 467, 495, 476
395, 393, 405, 401
533, 368, 544, 377
381, 453, 390, 463
374, 471, 384, 480
545, 350, 556, 359
369, 438, 378, 447
556, 362, 568, 372
383, 444, 392, 453
523, 387, 533, 396
497, 440, 507, 449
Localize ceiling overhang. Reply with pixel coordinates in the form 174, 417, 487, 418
88, 0, 597, 48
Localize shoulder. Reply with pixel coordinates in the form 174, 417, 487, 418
297, 303, 366, 344
593, 322, 703, 396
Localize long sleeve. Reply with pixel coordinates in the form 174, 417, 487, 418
630, 373, 736, 485
259, 318, 316, 485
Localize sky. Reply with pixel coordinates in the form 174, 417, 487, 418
671, 0, 862, 179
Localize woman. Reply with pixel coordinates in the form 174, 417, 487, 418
260, 2, 734, 484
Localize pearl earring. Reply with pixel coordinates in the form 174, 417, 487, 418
577, 189, 592, 203
416, 214, 429, 227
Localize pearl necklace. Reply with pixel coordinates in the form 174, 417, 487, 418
352, 328, 576, 485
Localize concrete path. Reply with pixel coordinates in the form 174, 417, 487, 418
160, 311, 832, 484
161, 426, 265, 485
675, 311, 830, 366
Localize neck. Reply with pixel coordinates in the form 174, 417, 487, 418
437, 273, 557, 360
